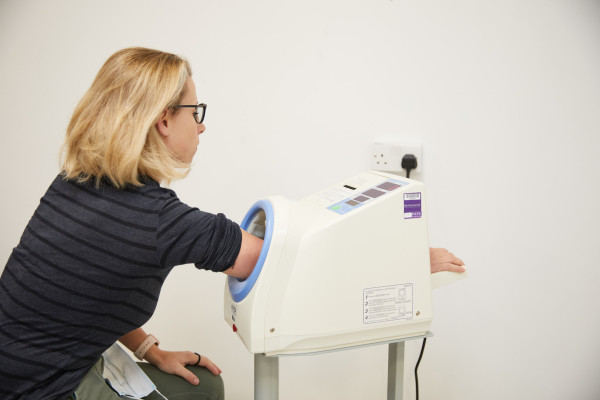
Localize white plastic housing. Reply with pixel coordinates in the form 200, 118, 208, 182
225, 171, 433, 356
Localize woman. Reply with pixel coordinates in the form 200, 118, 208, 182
0, 47, 464, 400
0, 47, 262, 400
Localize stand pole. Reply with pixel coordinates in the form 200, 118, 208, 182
254, 353, 279, 400
387, 342, 406, 400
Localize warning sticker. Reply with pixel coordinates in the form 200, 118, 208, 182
363, 284, 414, 325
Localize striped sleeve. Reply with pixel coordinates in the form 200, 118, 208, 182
156, 195, 242, 272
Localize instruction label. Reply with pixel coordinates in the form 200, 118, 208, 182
363, 284, 414, 325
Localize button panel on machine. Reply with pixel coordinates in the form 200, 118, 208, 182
327, 179, 406, 215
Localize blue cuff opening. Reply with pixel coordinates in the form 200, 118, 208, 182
227, 200, 274, 302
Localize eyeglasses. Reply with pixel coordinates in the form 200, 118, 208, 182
173, 103, 207, 124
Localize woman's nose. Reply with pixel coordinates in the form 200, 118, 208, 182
198, 123, 206, 135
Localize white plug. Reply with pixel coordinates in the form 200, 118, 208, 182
370, 143, 423, 174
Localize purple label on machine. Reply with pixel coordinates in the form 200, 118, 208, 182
404, 193, 422, 219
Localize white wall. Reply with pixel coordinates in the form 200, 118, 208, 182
1, 0, 599, 399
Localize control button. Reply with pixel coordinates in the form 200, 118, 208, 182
363, 188, 385, 198
232, 324, 238, 333
378, 182, 401, 191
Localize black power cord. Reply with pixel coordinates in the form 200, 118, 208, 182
402, 154, 417, 178
414, 338, 427, 400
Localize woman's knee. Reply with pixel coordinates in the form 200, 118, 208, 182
138, 363, 224, 400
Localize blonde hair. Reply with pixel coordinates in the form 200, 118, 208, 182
61, 47, 192, 188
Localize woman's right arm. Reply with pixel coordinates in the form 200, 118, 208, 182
223, 229, 263, 280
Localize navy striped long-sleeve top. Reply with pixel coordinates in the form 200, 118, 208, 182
0, 174, 242, 400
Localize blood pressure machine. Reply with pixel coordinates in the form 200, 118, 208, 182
224, 171, 464, 398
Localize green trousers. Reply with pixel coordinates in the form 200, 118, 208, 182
68, 357, 224, 400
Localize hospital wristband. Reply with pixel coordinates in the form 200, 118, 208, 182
134, 334, 160, 361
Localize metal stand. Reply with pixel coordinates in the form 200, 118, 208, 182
253, 333, 431, 400
387, 342, 406, 400
254, 353, 279, 400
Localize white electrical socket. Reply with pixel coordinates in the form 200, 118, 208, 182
370, 143, 422, 173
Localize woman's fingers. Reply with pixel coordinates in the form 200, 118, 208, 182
198, 355, 222, 376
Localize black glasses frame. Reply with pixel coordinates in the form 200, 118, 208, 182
174, 103, 207, 124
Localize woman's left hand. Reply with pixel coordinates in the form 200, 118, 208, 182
429, 248, 465, 274
144, 347, 222, 385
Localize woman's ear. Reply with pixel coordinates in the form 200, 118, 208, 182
156, 109, 170, 138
